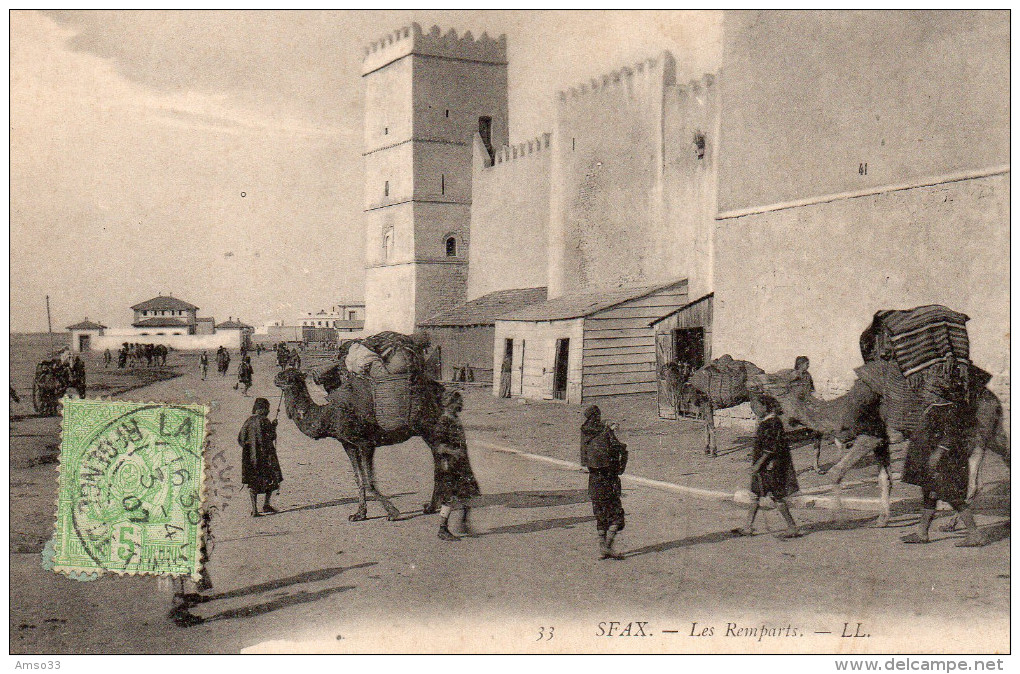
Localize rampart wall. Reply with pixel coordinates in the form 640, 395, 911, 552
467, 133, 552, 300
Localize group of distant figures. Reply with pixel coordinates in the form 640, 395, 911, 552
28, 350, 87, 416
104, 342, 169, 369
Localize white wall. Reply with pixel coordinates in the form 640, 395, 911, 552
492, 318, 584, 403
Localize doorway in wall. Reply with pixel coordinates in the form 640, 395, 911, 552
78, 335, 90, 352
499, 338, 513, 398
553, 338, 569, 400
673, 328, 706, 375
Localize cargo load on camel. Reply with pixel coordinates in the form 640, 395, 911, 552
314, 331, 434, 432
686, 354, 765, 409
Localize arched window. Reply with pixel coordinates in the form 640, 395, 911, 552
446, 236, 457, 257
383, 228, 394, 261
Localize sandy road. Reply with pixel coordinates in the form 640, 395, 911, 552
10, 355, 1010, 654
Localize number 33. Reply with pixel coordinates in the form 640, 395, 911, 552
537, 626, 554, 641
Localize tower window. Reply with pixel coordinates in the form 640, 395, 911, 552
384, 180, 389, 197
384, 126, 388, 135
694, 133, 706, 160
572, 137, 576, 151
441, 174, 445, 195
445, 109, 450, 118
383, 228, 394, 261
446, 236, 457, 257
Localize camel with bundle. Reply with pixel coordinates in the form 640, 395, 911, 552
754, 306, 1009, 526
273, 332, 449, 521
663, 355, 766, 457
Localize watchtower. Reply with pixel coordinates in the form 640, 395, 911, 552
362, 24, 509, 333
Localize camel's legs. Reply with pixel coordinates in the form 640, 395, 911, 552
703, 402, 717, 457
361, 446, 400, 520
343, 444, 369, 522
812, 433, 823, 472
966, 445, 986, 504
826, 435, 877, 484
875, 465, 891, 527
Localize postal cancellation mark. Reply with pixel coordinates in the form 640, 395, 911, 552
52, 400, 207, 580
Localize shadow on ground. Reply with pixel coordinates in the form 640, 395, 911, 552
481, 515, 595, 536
473, 489, 590, 509
190, 562, 378, 624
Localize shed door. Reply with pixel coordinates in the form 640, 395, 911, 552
553, 338, 569, 400
78, 335, 91, 352
655, 332, 676, 419
674, 328, 706, 373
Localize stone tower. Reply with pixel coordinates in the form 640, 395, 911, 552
361, 24, 509, 333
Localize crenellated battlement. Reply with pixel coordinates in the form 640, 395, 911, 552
556, 51, 676, 102
363, 22, 507, 74
674, 72, 717, 99
489, 132, 553, 167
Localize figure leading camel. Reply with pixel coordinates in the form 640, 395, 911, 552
273, 367, 448, 521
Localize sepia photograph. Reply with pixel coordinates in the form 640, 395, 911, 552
8, 9, 1010, 659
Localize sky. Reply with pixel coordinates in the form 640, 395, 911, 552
10, 10, 722, 332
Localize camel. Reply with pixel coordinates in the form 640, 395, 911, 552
764, 363, 1009, 526
273, 368, 447, 521
663, 357, 767, 457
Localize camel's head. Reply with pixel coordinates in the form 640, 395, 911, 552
273, 368, 306, 391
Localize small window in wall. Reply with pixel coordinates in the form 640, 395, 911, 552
384, 180, 389, 197
572, 137, 576, 151
693, 133, 706, 160
446, 236, 457, 257
384, 228, 394, 261
384, 126, 389, 135
445, 109, 450, 118
441, 174, 445, 195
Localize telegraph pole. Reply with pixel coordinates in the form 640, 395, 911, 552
45, 295, 54, 351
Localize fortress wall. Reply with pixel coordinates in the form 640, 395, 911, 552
712, 171, 1010, 395
662, 73, 719, 301
467, 133, 552, 300
548, 53, 675, 297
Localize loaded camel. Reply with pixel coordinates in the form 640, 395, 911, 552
762, 359, 1009, 527
273, 367, 448, 521
663, 355, 767, 457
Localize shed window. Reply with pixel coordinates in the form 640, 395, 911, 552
446, 237, 457, 257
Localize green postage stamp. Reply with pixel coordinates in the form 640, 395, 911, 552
51, 399, 208, 580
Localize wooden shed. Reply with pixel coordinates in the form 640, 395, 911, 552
418, 287, 547, 383
649, 293, 713, 419
493, 280, 690, 403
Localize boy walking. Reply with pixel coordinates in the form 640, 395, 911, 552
581, 405, 628, 559
734, 395, 801, 539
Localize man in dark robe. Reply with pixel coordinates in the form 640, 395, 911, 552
238, 398, 283, 517
582, 405, 628, 559
70, 355, 86, 399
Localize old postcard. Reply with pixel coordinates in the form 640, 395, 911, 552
8, 10, 1010, 660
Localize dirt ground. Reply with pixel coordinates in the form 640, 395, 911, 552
8, 342, 1011, 654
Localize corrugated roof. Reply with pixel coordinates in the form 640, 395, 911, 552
420, 287, 548, 327
649, 292, 714, 326
498, 280, 687, 322
66, 319, 107, 330
216, 319, 253, 329
133, 317, 189, 328
131, 295, 199, 311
